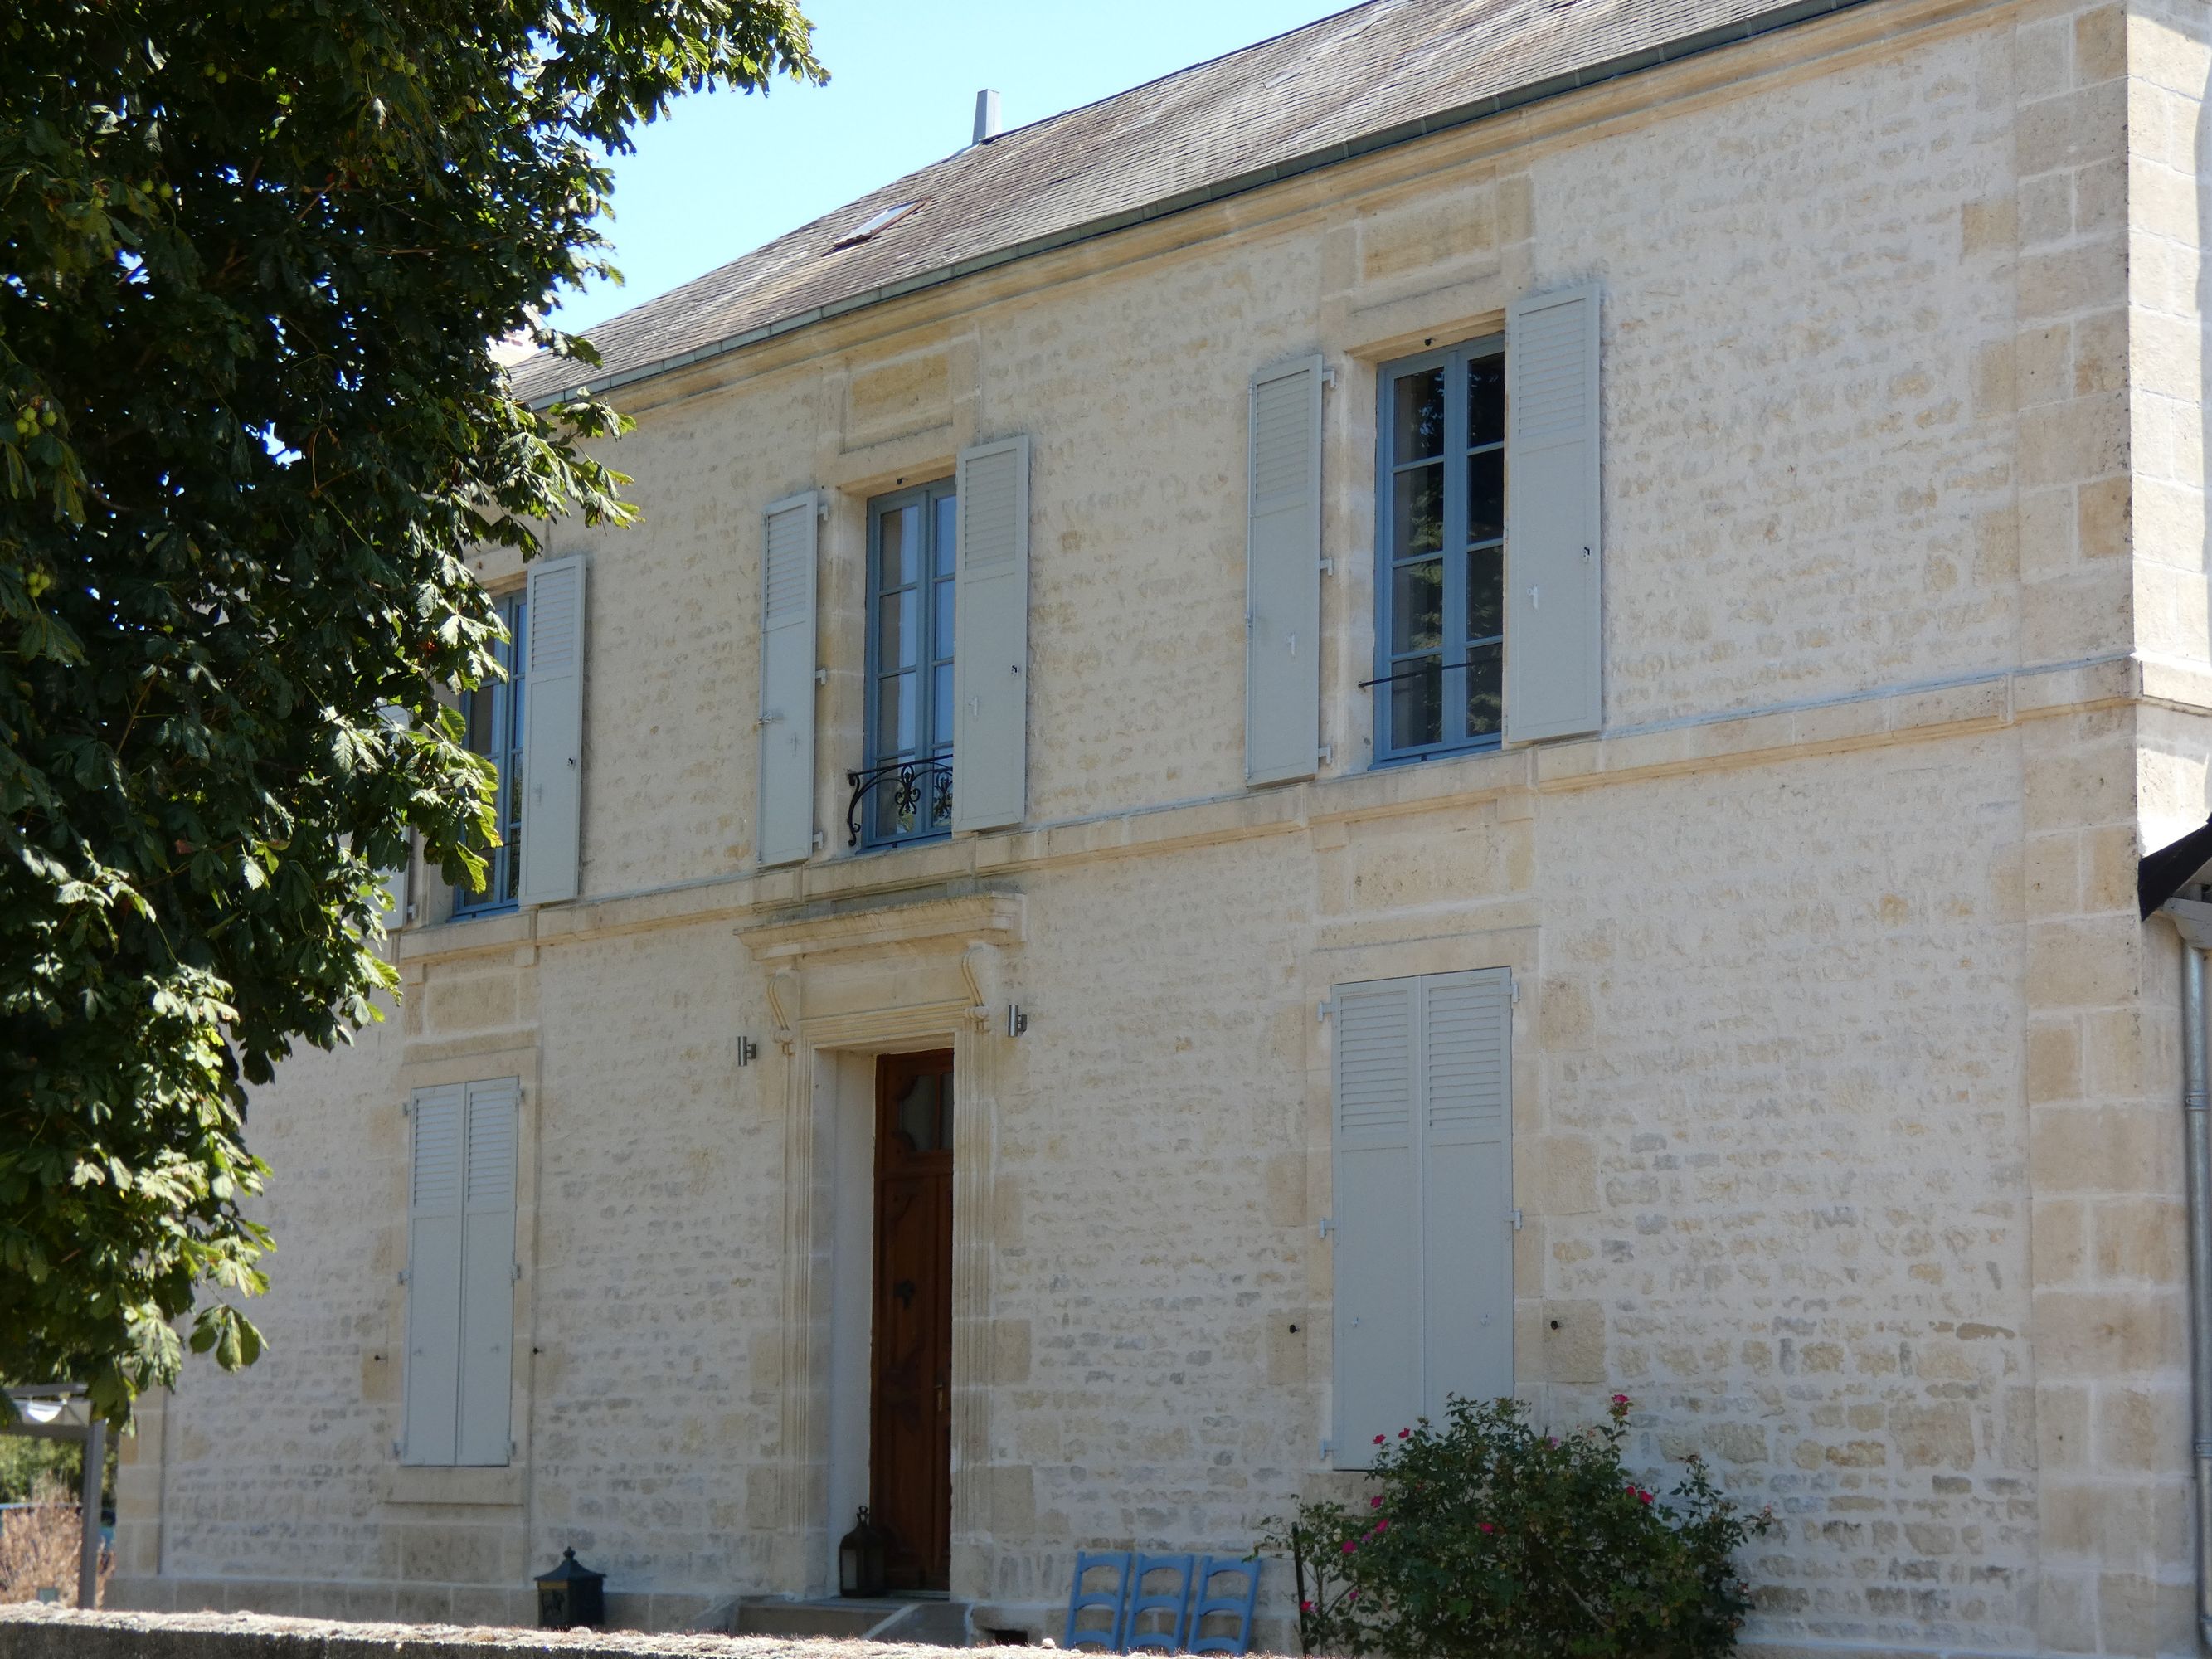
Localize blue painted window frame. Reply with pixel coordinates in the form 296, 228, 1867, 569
1373, 336, 1507, 763
453, 589, 527, 917
861, 479, 957, 848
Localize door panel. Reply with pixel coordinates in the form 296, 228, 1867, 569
872, 1051, 955, 1591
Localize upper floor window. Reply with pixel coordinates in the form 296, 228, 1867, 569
858, 479, 956, 847
1375, 339, 1505, 761
455, 588, 527, 916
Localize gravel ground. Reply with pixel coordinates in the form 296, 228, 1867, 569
0, 1606, 1096, 1659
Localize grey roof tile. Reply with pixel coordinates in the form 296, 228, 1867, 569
513, 0, 1873, 403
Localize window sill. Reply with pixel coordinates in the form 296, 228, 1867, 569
383, 1465, 523, 1507
1374, 737, 1505, 768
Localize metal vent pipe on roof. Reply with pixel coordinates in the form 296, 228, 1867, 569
973, 88, 1001, 145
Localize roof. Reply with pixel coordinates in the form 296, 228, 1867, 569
512, 0, 1878, 406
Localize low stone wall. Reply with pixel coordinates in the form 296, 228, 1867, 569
0, 1610, 1052, 1659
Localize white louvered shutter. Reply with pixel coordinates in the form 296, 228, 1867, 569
1246, 356, 1325, 786
1331, 970, 1514, 1465
1504, 285, 1602, 744
518, 553, 587, 903
403, 1085, 466, 1465
455, 1078, 518, 1465
1419, 971, 1514, 1410
952, 436, 1032, 832
757, 491, 821, 868
1331, 979, 1422, 1464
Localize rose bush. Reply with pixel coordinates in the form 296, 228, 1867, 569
1261, 1394, 1773, 1659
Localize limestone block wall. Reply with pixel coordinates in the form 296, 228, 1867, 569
104, 2, 2212, 1657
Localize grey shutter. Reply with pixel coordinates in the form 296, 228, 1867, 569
952, 436, 1031, 832
1330, 970, 1514, 1465
455, 1078, 518, 1465
757, 491, 821, 867
1246, 356, 1324, 786
1418, 971, 1513, 1410
1503, 285, 1602, 744
518, 553, 587, 902
402, 1085, 466, 1466
1331, 979, 1422, 1464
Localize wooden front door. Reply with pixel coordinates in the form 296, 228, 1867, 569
871, 1050, 955, 1591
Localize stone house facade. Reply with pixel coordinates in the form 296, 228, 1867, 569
105, 0, 2212, 1654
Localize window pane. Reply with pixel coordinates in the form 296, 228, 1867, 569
1468, 450, 1504, 545
935, 494, 957, 577
1466, 641, 1502, 738
1390, 658, 1444, 750
1391, 558, 1443, 653
1392, 368, 1446, 463
882, 503, 921, 586
1468, 353, 1505, 448
932, 663, 954, 747
934, 577, 955, 657
1393, 463, 1444, 557
465, 683, 497, 756
1466, 545, 1504, 643
878, 588, 920, 670
877, 671, 917, 756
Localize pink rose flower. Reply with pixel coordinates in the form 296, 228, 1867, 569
1479, 1523, 1496, 1535
1341, 1539, 1357, 1554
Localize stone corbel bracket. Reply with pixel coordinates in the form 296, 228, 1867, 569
765, 966, 801, 1053
960, 941, 1002, 1029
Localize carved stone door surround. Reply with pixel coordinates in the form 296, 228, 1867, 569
740, 890, 1023, 1597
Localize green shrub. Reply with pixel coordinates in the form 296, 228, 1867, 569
1260, 1394, 1774, 1659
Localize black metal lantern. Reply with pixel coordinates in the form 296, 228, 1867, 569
536, 1546, 606, 1630
838, 1506, 888, 1598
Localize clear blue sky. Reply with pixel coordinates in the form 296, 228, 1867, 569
549, 0, 1354, 335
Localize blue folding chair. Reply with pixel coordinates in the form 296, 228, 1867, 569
1183, 1556, 1260, 1655
1122, 1554, 1197, 1651
1064, 1550, 1134, 1650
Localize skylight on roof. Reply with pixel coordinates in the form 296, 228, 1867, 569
831, 202, 919, 251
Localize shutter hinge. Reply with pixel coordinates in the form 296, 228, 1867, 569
397, 1270, 409, 1286
816, 497, 830, 523
1318, 557, 1334, 577
1510, 978, 1522, 1005
1320, 365, 1339, 389
401, 1098, 411, 1117
392, 1440, 405, 1461
814, 667, 829, 686
1512, 1209, 1524, 1232
1317, 1215, 1334, 1238
512, 1262, 523, 1282
1318, 743, 1333, 767
1316, 998, 1333, 1021
811, 830, 827, 851
509, 1439, 518, 1461
1319, 1435, 1334, 1461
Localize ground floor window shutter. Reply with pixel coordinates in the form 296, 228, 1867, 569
1331, 969, 1513, 1466
404, 1078, 519, 1467
402, 1084, 466, 1465
518, 553, 587, 902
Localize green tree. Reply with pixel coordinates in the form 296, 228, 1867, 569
1, 0, 821, 1424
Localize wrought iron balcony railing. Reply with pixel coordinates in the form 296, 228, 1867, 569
845, 757, 954, 848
